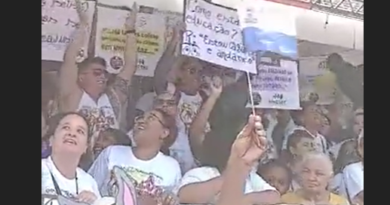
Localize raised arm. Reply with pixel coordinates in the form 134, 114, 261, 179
111, 3, 138, 105
217, 115, 268, 205
58, 0, 88, 111
153, 23, 184, 94
189, 76, 222, 159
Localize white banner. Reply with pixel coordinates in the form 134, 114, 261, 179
250, 58, 300, 110
42, 0, 95, 61
95, 4, 170, 76
181, 0, 257, 74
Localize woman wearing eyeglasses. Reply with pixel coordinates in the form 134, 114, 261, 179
129, 91, 196, 174
88, 108, 181, 198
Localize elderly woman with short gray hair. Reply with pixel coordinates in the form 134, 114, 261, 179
282, 153, 349, 205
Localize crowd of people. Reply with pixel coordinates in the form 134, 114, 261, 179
41, 2, 364, 205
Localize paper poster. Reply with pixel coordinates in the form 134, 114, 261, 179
237, 0, 298, 59
42, 0, 95, 61
95, 4, 166, 76
249, 57, 300, 110
182, 0, 257, 74
299, 57, 329, 84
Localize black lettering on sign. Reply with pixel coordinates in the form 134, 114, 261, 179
216, 13, 240, 26
216, 50, 253, 64
65, 19, 78, 28
42, 15, 58, 25
182, 30, 200, 56
50, 0, 89, 12
137, 58, 148, 70
269, 93, 286, 105
42, 34, 71, 44
273, 93, 283, 100
200, 34, 228, 48
192, 5, 211, 19
185, 13, 230, 36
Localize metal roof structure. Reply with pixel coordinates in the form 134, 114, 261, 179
310, 0, 363, 21
271, 0, 363, 20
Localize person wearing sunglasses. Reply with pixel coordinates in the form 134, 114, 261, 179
130, 91, 195, 174
57, 3, 138, 135
89, 108, 181, 197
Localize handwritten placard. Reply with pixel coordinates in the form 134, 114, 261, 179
249, 58, 300, 109
182, 0, 257, 74
237, 0, 298, 59
94, 4, 166, 76
42, 0, 95, 61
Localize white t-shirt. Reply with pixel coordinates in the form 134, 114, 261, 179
77, 91, 119, 134
42, 157, 101, 203
174, 167, 276, 195
282, 126, 328, 154
88, 145, 181, 196
127, 129, 193, 174
342, 162, 363, 201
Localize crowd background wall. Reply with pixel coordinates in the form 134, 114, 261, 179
41, 0, 363, 129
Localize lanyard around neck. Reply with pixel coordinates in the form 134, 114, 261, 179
50, 171, 79, 196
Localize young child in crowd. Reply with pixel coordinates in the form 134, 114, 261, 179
257, 159, 292, 195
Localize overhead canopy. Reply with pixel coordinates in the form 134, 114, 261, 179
101, 0, 363, 51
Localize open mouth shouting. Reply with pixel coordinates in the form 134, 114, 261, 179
63, 137, 77, 145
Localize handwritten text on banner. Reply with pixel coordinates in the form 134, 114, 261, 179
182, 0, 257, 74
250, 58, 300, 110
95, 4, 166, 76
42, 0, 95, 61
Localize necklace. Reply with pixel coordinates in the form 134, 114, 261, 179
50, 171, 79, 195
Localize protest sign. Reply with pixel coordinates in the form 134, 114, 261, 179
42, 0, 95, 61
299, 57, 328, 84
237, 0, 298, 59
249, 57, 300, 110
182, 0, 257, 74
95, 4, 166, 76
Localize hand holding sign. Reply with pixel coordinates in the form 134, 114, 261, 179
75, 0, 88, 26
125, 3, 137, 31
231, 115, 267, 167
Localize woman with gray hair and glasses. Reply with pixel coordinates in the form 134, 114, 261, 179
281, 152, 349, 205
